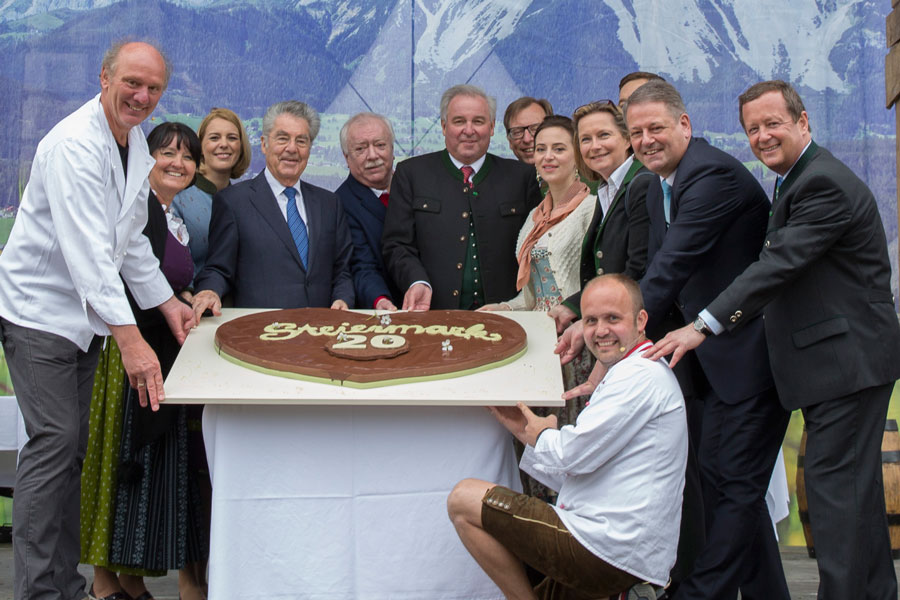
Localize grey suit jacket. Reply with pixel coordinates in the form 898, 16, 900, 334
707, 142, 900, 408
195, 171, 354, 309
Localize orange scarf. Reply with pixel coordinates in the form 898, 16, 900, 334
515, 180, 590, 291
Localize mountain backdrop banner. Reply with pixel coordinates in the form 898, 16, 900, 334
1, 1, 896, 297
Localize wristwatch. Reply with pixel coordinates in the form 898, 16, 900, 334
692, 316, 713, 337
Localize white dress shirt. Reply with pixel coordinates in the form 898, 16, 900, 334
521, 342, 688, 585
447, 152, 487, 175
598, 155, 634, 217
264, 168, 308, 224
0, 95, 172, 351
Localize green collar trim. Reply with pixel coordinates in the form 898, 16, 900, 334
194, 172, 218, 195
441, 149, 494, 184
778, 140, 818, 196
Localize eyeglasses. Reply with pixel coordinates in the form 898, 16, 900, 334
506, 123, 541, 140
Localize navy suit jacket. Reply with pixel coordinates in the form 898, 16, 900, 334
195, 170, 354, 308
335, 173, 400, 308
707, 143, 900, 408
640, 138, 775, 404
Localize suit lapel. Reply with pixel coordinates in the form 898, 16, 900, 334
776, 141, 818, 200
668, 138, 706, 224
300, 180, 321, 273
596, 158, 644, 237
351, 176, 386, 223
121, 128, 154, 218
249, 172, 306, 271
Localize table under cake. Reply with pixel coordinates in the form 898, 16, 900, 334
164, 309, 564, 600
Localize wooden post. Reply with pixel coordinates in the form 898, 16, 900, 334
888, 0, 900, 275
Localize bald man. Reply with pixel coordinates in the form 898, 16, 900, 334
0, 40, 193, 600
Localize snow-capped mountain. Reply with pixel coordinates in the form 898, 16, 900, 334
608, 0, 861, 91
0, 0, 879, 95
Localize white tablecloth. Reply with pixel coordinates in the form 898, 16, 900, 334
171, 310, 565, 600
203, 404, 521, 600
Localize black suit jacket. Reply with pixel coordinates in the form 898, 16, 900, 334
195, 171, 354, 309
382, 150, 541, 309
335, 173, 400, 309
563, 158, 653, 315
640, 138, 775, 404
707, 142, 900, 409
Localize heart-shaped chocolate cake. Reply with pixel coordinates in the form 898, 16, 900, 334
214, 308, 528, 387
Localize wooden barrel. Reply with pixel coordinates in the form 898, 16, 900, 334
796, 419, 900, 558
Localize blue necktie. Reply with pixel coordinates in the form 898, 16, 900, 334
284, 187, 309, 269
661, 180, 673, 225
774, 175, 784, 203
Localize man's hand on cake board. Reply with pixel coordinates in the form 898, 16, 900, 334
554, 320, 585, 366
548, 304, 578, 334
374, 297, 398, 311
330, 299, 349, 311
476, 303, 511, 312
191, 290, 222, 324
561, 360, 607, 402
402, 283, 432, 311
158, 295, 196, 344
489, 403, 558, 447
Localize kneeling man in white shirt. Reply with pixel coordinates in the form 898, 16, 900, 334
448, 274, 687, 600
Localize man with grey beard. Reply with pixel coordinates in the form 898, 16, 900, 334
335, 112, 400, 310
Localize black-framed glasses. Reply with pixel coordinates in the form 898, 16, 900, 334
506, 123, 541, 140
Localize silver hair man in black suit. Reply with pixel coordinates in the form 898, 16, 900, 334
192, 100, 354, 317
652, 79, 900, 598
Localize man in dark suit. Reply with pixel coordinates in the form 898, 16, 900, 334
335, 112, 400, 310
618, 71, 665, 108
192, 100, 354, 317
382, 84, 542, 310
625, 80, 790, 599
652, 80, 900, 599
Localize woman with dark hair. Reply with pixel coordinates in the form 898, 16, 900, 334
172, 107, 251, 284
81, 122, 207, 600
479, 115, 594, 501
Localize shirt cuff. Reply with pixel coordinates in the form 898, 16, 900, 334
373, 295, 388, 309
410, 280, 432, 289
698, 309, 724, 335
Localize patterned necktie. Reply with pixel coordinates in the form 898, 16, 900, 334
774, 175, 784, 203
661, 180, 673, 225
284, 187, 309, 269
461, 165, 475, 187
379, 192, 389, 207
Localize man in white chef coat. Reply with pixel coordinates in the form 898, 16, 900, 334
447, 274, 687, 600
0, 40, 194, 600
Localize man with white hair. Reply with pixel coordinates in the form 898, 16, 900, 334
336, 112, 400, 310
382, 84, 541, 310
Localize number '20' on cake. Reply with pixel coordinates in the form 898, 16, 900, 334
214, 308, 528, 388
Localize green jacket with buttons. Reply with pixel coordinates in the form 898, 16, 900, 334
382, 150, 542, 309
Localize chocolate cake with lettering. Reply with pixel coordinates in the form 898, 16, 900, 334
214, 308, 528, 388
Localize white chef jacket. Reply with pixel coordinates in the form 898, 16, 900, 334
0, 94, 172, 351
521, 341, 687, 585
